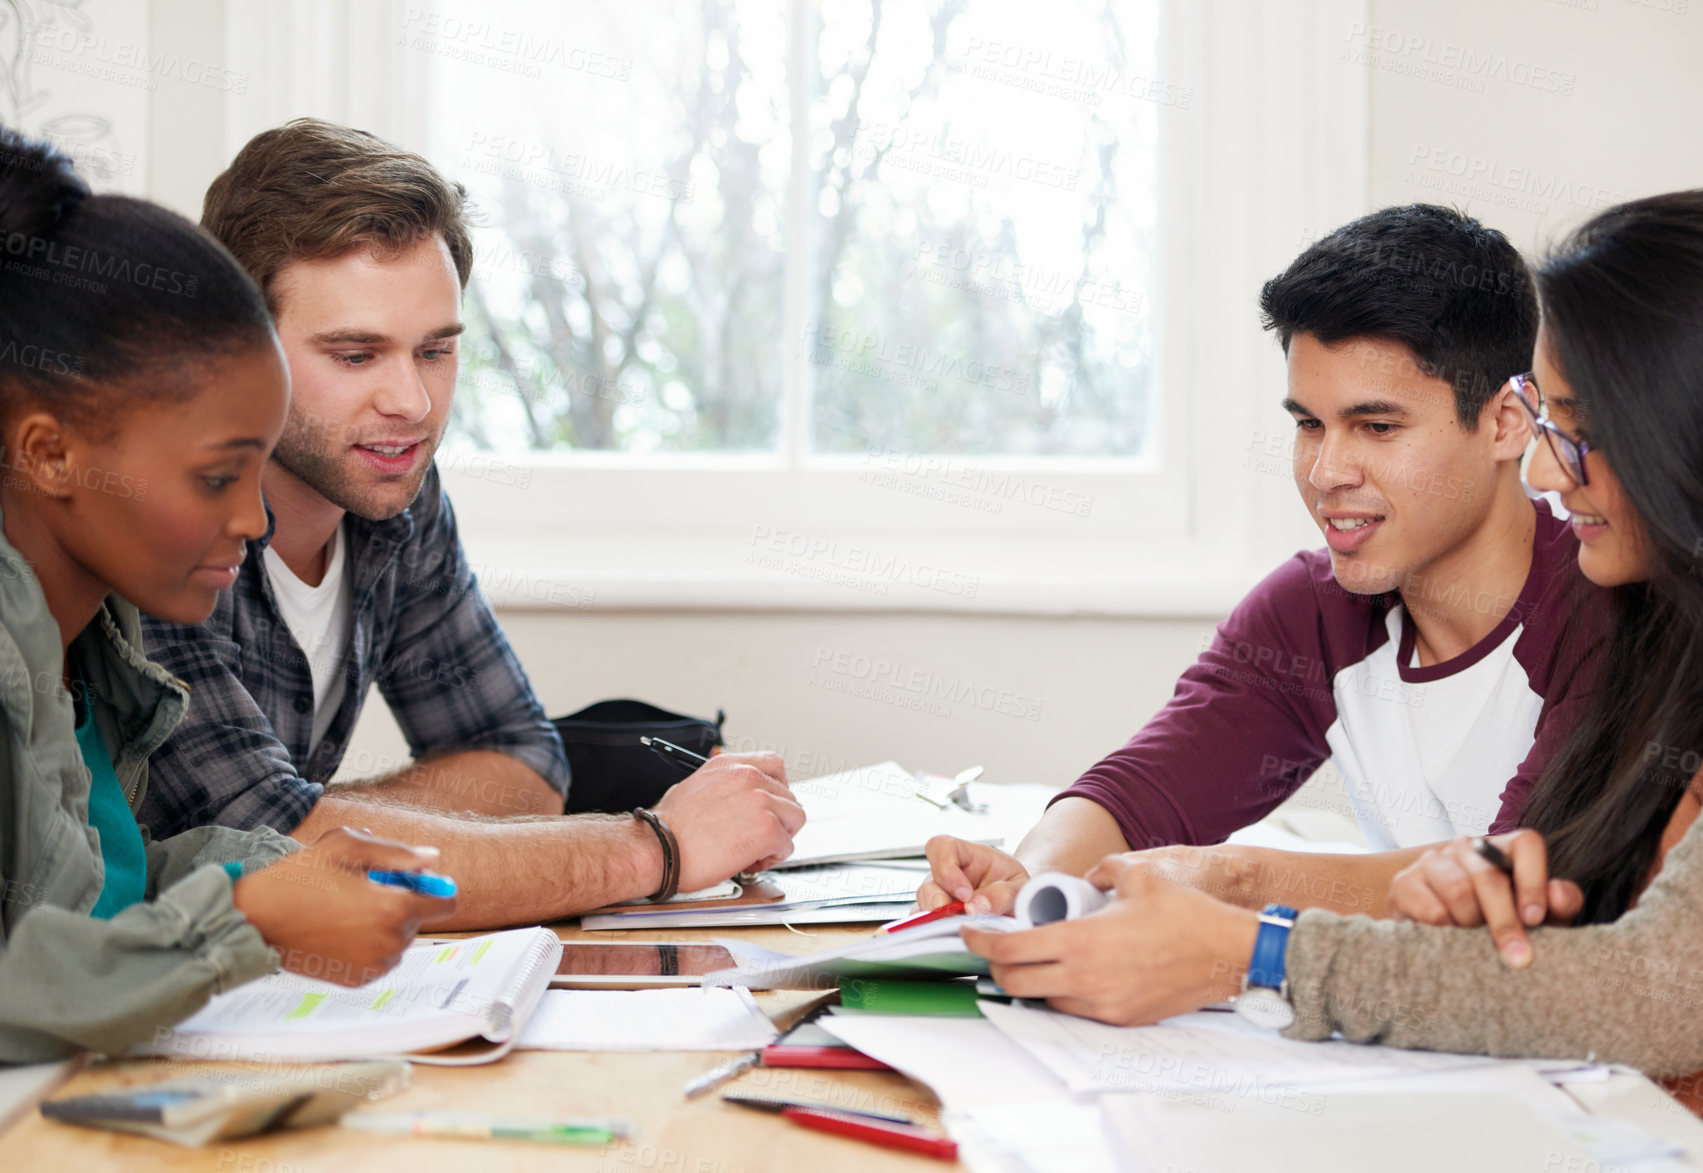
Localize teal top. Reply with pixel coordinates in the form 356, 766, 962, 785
77, 696, 148, 918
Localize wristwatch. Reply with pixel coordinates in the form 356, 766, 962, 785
1234, 903, 1297, 1030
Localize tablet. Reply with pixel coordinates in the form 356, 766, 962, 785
551, 942, 737, 989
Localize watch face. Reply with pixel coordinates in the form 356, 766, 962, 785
1235, 987, 1296, 1031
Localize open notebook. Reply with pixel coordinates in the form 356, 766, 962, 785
706, 913, 1016, 987
136, 927, 562, 1066
701, 873, 1104, 987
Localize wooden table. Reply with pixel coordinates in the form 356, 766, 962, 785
15, 918, 1703, 1171
3, 920, 958, 1172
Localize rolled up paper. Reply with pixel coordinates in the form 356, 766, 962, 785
1013, 871, 1109, 927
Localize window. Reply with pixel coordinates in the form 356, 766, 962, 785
224, 0, 1369, 614
421, 0, 1161, 460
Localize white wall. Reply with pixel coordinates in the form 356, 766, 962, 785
341, 610, 1219, 790
1363, 0, 1703, 254
339, 0, 1703, 797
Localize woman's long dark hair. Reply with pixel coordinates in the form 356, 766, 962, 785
1521, 191, 1703, 923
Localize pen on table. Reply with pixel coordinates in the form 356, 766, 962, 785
1471, 836, 1514, 875
684, 1049, 762, 1099
342, 1111, 631, 1145
640, 735, 709, 771
780, 1107, 958, 1161
367, 870, 459, 898
722, 1090, 916, 1126
881, 900, 964, 933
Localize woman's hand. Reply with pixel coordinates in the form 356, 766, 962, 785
960, 853, 1260, 1026
1387, 830, 1583, 968
233, 827, 457, 987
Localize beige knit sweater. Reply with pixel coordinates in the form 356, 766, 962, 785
1282, 812, 1703, 1075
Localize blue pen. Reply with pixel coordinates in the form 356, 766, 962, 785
368, 870, 458, 898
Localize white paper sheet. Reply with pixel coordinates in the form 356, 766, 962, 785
816, 1013, 1077, 1110
815, 1014, 1121, 1173
779, 765, 1053, 868
979, 1002, 1535, 1097
1097, 1069, 1684, 1173
515, 988, 777, 1052
952, 1102, 1119, 1173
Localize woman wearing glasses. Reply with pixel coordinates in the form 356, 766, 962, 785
965, 190, 1703, 1085
1381, 369, 1651, 947
1378, 190, 1703, 978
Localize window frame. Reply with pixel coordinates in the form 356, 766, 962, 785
222, 0, 1370, 616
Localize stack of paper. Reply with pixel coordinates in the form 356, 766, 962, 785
810, 1012, 1123, 1173
815, 1013, 1080, 1111
815, 1004, 1685, 1173
580, 862, 923, 930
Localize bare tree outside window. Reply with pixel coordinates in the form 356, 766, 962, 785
420, 0, 1158, 458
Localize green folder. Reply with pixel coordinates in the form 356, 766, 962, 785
837, 978, 983, 1017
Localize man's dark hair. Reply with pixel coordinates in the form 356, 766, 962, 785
1258, 204, 1538, 427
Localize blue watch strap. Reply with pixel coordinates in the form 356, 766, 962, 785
1247, 903, 1298, 989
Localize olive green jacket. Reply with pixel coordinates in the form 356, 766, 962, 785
0, 516, 298, 1062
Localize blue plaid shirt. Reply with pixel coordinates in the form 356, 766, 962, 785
138, 466, 569, 837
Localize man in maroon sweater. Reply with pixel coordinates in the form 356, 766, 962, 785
921, 205, 1606, 937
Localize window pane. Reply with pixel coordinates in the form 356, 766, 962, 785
421, 0, 789, 452
422, 0, 1159, 459
807, 0, 1160, 457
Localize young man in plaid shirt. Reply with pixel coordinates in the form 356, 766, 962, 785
140, 120, 803, 928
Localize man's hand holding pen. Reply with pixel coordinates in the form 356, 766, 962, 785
650, 751, 805, 890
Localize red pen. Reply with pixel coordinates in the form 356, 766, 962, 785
781, 1107, 958, 1160
880, 900, 965, 933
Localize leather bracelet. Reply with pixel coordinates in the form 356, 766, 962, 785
634, 807, 681, 902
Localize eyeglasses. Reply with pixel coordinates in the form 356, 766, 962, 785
1509, 372, 1591, 487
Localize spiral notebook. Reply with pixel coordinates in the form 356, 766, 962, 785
136, 927, 562, 1066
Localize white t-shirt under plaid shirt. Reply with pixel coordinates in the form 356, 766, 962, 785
137, 466, 569, 836
261, 519, 350, 757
